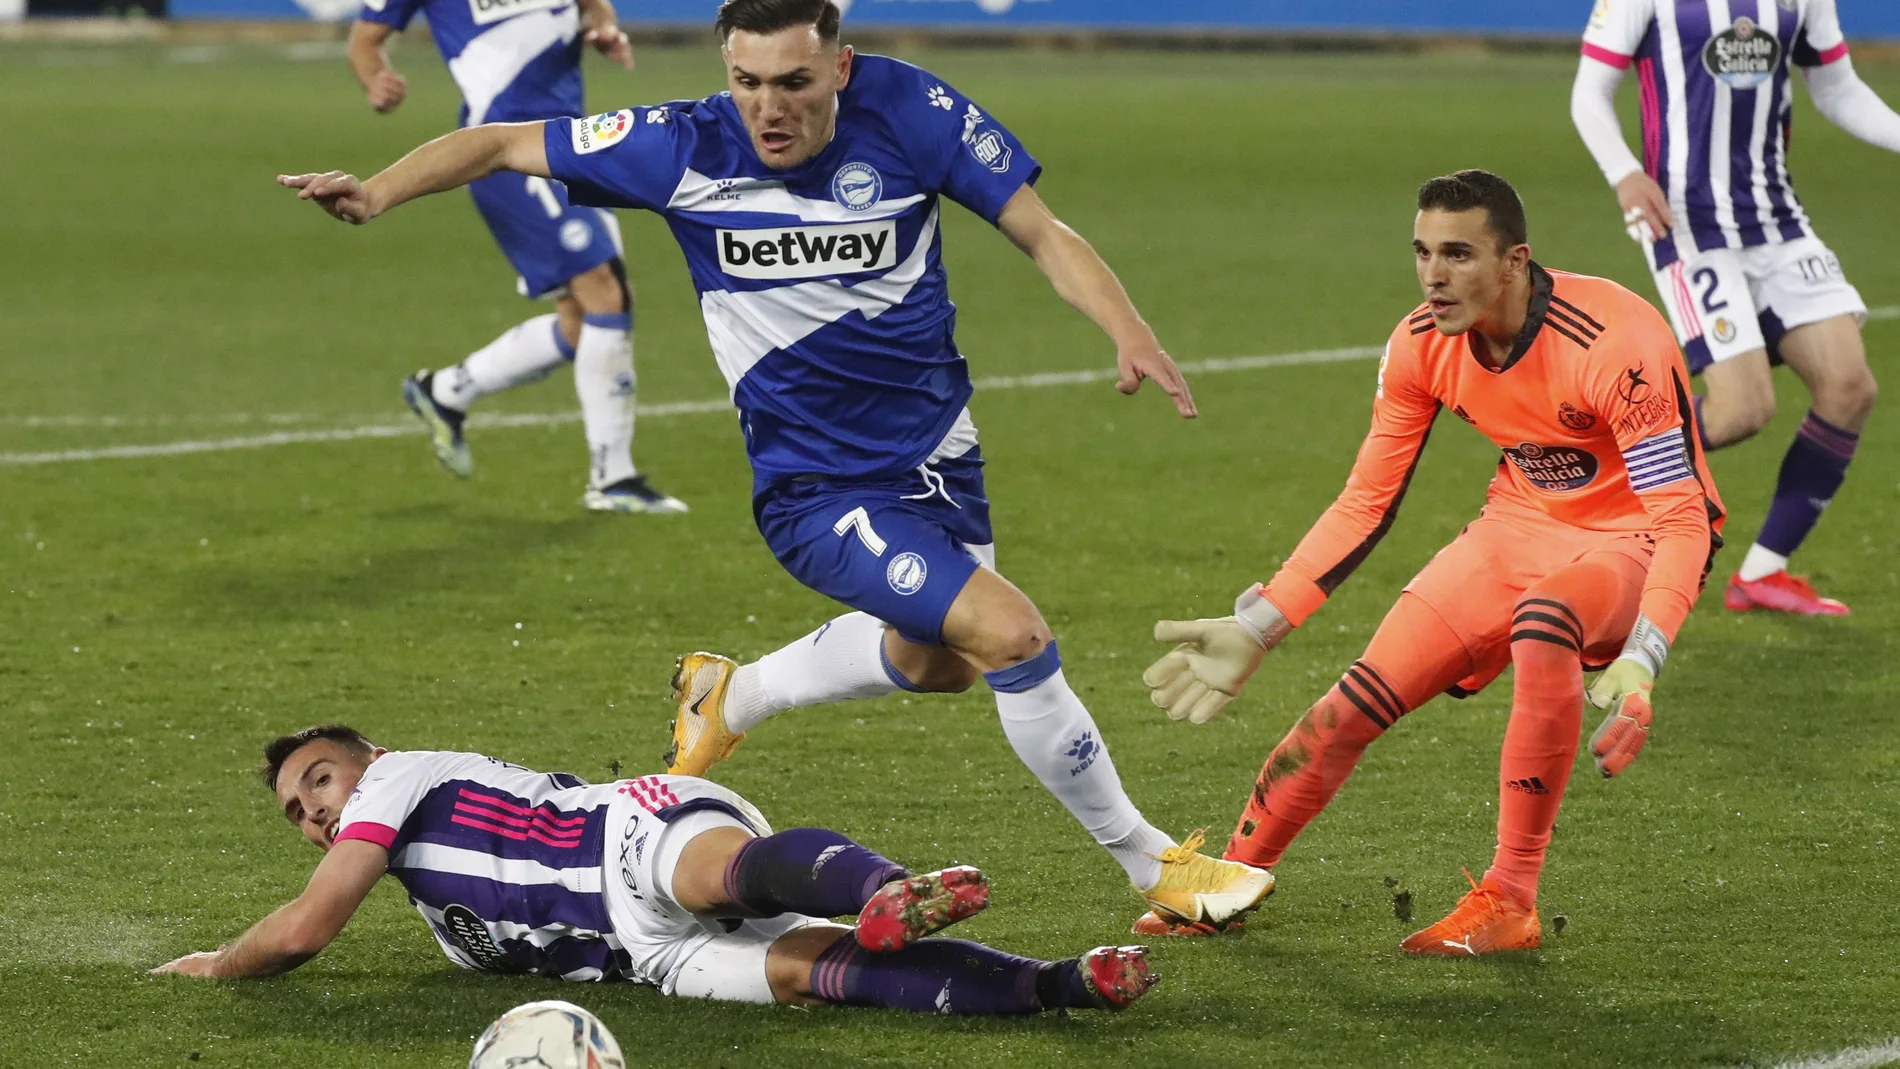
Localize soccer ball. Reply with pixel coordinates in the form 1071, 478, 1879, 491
468, 1000, 626, 1069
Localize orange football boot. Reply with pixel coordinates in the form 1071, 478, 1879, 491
1400, 871, 1541, 956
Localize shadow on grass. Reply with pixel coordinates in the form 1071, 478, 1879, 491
173, 509, 603, 625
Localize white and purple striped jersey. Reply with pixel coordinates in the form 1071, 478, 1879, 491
1581, 0, 1853, 269
334, 751, 740, 981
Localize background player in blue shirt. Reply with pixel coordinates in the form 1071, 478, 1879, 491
347, 0, 685, 513
278, 0, 1275, 932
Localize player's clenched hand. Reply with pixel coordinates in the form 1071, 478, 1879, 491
150, 950, 222, 978
277, 172, 375, 225
1116, 341, 1197, 418
1143, 618, 1265, 723
1586, 659, 1655, 778
365, 69, 408, 113
1615, 172, 1674, 244
585, 23, 634, 69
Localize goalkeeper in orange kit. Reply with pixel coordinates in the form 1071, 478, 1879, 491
1139, 170, 1725, 955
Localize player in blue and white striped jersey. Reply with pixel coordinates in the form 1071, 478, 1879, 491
1571, 0, 1900, 614
277, 0, 1274, 933
345, 0, 684, 513
149, 724, 1159, 1012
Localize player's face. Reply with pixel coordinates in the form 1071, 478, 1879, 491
722, 27, 852, 170
273, 740, 374, 852
1412, 209, 1525, 336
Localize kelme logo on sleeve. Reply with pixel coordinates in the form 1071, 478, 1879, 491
572, 110, 634, 155
717, 221, 897, 280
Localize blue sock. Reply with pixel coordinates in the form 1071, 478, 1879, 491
549, 319, 577, 362
721, 828, 907, 918
811, 937, 1092, 1014
1755, 411, 1858, 557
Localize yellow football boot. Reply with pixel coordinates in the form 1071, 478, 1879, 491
664, 653, 746, 777
1139, 829, 1276, 927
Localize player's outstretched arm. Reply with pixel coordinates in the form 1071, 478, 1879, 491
150, 839, 386, 979
276, 121, 551, 225
1802, 58, 1900, 154
346, 19, 407, 113
1143, 586, 1293, 724
995, 185, 1196, 418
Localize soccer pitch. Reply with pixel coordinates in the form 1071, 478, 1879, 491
3, 39, 1898, 1068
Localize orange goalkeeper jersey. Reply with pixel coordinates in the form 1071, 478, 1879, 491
1263, 264, 1725, 643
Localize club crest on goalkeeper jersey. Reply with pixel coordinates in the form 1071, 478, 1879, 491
1263, 264, 1726, 644
1579, 0, 1854, 269
356, 0, 586, 126
541, 54, 1042, 498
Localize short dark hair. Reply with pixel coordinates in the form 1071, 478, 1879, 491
1417, 169, 1528, 251
714, 0, 841, 44
261, 724, 375, 790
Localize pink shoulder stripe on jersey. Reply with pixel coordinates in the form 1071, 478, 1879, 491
336, 822, 398, 848
1581, 42, 1633, 69
1817, 41, 1850, 65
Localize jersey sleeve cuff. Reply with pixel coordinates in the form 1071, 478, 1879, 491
335, 822, 398, 849
1580, 42, 1635, 70
1814, 41, 1851, 65
1263, 573, 1325, 628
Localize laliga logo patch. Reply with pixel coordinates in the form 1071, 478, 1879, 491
1703, 16, 1781, 90
573, 110, 633, 155
886, 552, 928, 595
831, 162, 883, 212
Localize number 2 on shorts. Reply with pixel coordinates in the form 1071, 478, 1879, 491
833, 506, 888, 556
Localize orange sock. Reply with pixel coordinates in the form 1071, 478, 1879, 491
1225, 593, 1473, 868
1485, 554, 1643, 907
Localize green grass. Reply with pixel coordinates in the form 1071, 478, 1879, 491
3, 41, 1899, 1069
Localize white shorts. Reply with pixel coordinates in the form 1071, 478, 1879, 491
1651, 235, 1866, 372
600, 776, 824, 1003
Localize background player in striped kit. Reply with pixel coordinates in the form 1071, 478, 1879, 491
1134, 172, 1724, 955
1571, 0, 1900, 614
347, 0, 685, 513
149, 725, 1157, 1013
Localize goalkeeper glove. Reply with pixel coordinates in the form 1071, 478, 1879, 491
1585, 614, 1667, 778
1142, 584, 1291, 724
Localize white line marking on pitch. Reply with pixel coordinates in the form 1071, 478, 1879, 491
1753, 1037, 1900, 1069
7, 304, 1892, 435
0, 345, 1382, 467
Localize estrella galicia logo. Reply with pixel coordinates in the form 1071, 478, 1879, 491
1558, 402, 1597, 431
441, 904, 517, 972
1065, 732, 1098, 777
831, 162, 883, 212
887, 552, 928, 595
1503, 442, 1601, 493
1703, 16, 1781, 90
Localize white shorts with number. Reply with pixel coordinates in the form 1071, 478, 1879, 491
1651, 235, 1866, 373
600, 776, 827, 1003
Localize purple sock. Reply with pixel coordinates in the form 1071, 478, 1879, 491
810, 937, 1093, 1015
1691, 394, 1715, 452
721, 828, 907, 919
1755, 411, 1858, 557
